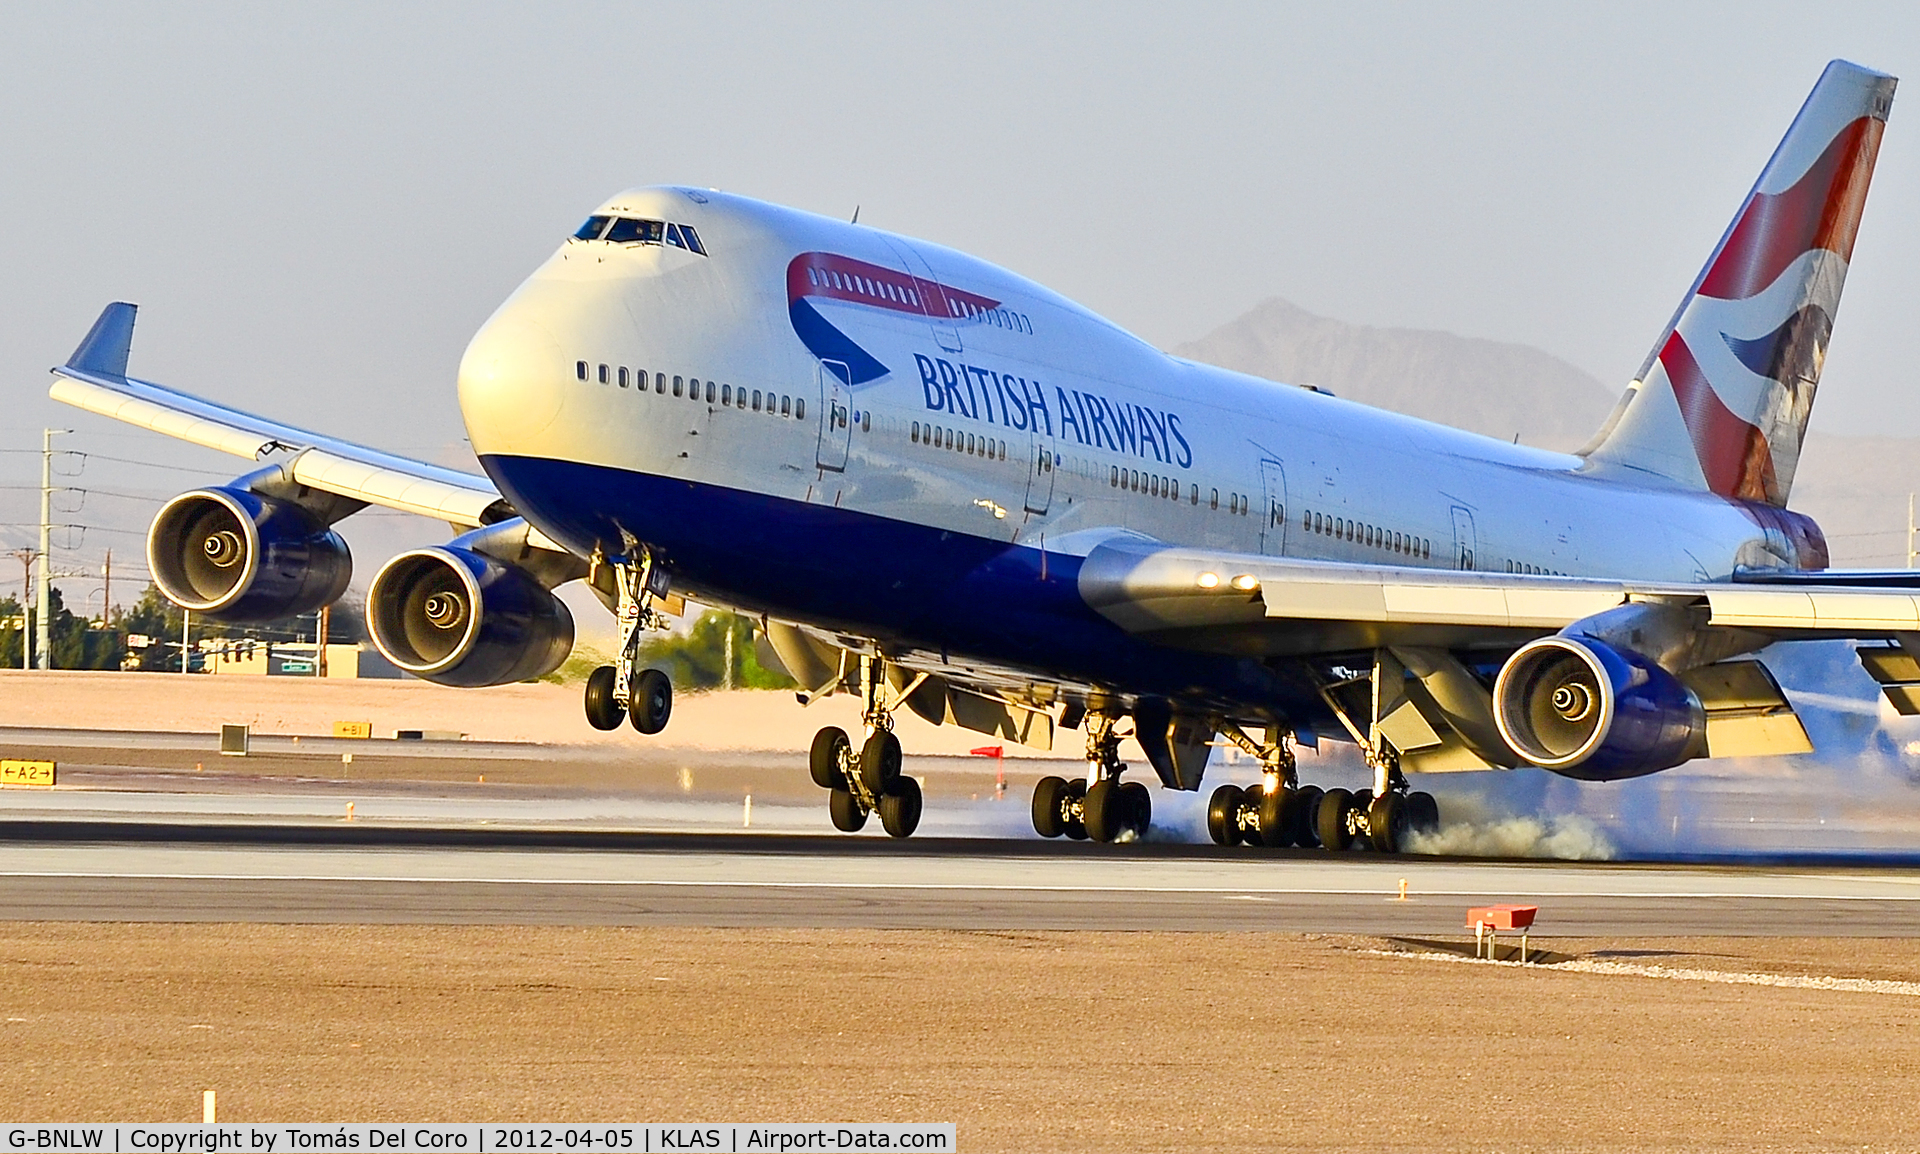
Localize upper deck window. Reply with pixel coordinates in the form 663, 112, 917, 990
574, 216, 613, 240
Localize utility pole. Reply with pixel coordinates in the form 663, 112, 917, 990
316, 605, 329, 677
723, 613, 736, 692
10, 549, 32, 670
101, 548, 111, 626
37, 429, 69, 670
181, 608, 191, 674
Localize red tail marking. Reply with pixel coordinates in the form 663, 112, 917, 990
1699, 117, 1884, 300
1661, 331, 1776, 501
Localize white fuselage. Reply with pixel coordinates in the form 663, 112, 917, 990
457, 186, 1801, 613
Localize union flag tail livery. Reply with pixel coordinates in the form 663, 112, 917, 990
1584, 60, 1895, 507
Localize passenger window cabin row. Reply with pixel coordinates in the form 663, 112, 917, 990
1109, 465, 1251, 517
576, 361, 804, 420
1304, 508, 1430, 560
911, 421, 1007, 461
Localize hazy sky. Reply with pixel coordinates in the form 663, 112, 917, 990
3, 2, 1918, 602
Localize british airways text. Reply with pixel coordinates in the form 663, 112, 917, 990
914, 353, 1193, 468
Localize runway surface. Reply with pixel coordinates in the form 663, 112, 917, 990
2, 810, 1919, 933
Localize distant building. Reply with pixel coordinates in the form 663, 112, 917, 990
203, 640, 405, 679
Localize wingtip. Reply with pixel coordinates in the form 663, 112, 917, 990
64, 301, 138, 378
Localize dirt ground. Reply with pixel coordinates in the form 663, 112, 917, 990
0, 925, 1916, 1151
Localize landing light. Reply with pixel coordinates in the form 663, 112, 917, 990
1230, 574, 1259, 592
1196, 572, 1220, 589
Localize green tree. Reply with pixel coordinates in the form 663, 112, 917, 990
632, 610, 795, 691
0, 588, 125, 670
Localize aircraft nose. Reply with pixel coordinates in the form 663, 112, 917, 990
458, 311, 567, 456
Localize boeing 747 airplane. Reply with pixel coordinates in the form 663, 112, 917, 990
49, 61, 1916, 851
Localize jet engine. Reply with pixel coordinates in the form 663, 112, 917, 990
367, 546, 574, 687
147, 487, 351, 621
1493, 634, 1706, 781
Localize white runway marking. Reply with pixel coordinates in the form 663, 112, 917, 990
1387, 950, 1920, 996
1, 844, 1919, 903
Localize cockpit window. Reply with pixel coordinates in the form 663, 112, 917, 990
604, 217, 665, 244
575, 215, 706, 256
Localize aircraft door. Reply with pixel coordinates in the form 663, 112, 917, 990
1024, 429, 1055, 515
1259, 459, 1289, 555
1450, 505, 1477, 571
816, 360, 852, 472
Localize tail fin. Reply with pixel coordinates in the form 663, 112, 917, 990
1581, 60, 1895, 507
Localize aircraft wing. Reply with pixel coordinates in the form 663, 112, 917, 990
48, 302, 517, 531
1076, 533, 1920, 655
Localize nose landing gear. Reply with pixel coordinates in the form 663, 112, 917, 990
582, 546, 676, 735
1031, 710, 1150, 843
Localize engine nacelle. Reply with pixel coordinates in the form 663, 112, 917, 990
147, 487, 351, 621
367, 546, 573, 687
1493, 635, 1707, 781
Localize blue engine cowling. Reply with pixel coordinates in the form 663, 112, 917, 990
147, 487, 352, 622
1492, 635, 1707, 781
366, 546, 574, 687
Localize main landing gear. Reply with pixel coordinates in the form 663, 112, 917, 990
583, 548, 676, 736
808, 655, 922, 838
1031, 710, 1151, 843
1204, 723, 1439, 853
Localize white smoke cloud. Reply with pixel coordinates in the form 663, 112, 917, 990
1405, 813, 1616, 860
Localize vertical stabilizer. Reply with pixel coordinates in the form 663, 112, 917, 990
1582, 61, 1895, 507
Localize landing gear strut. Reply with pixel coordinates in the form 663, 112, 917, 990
1202, 718, 1438, 853
1205, 725, 1321, 848
808, 654, 922, 838
1031, 710, 1150, 843
583, 546, 675, 735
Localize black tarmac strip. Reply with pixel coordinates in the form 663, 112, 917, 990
0, 817, 1918, 869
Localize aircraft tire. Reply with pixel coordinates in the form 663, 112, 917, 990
1063, 779, 1089, 840
584, 666, 625, 731
1032, 776, 1071, 838
1408, 791, 1441, 834
1259, 786, 1295, 848
1317, 787, 1354, 851
858, 730, 903, 795
629, 669, 673, 735
1291, 784, 1325, 848
1082, 780, 1122, 843
1207, 784, 1245, 846
828, 787, 867, 832
1369, 791, 1408, 854
809, 726, 851, 790
878, 776, 923, 839
1121, 780, 1151, 838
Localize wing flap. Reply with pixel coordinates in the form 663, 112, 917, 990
1081, 534, 1920, 655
